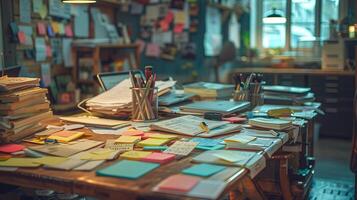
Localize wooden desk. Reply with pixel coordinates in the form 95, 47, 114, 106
0, 123, 266, 200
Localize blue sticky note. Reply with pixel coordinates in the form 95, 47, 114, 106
182, 164, 226, 177
96, 160, 159, 179
143, 146, 168, 151
190, 138, 222, 147
196, 144, 225, 151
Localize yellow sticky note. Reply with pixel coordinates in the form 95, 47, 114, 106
174, 11, 186, 24
47, 131, 84, 143
91, 149, 114, 155
23, 138, 45, 145
80, 148, 117, 161
51, 22, 59, 33
34, 156, 68, 166
137, 138, 169, 147
39, 4, 48, 19
120, 150, 152, 160
0, 158, 40, 167
115, 136, 141, 144
224, 135, 256, 144
148, 133, 178, 140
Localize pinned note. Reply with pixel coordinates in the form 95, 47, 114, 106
164, 141, 197, 156
51, 22, 60, 33
115, 136, 141, 144
47, 25, 55, 37
41, 63, 51, 87
96, 160, 160, 179
120, 150, 152, 160
17, 32, 27, 44
0, 144, 25, 153
19, 0, 31, 23
46, 45, 52, 57
182, 164, 226, 177
37, 23, 47, 36
58, 23, 65, 35
65, 24, 73, 37
174, 11, 186, 24
145, 43, 161, 57
160, 20, 169, 32
174, 23, 184, 33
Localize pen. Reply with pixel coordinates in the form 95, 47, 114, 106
145, 66, 153, 83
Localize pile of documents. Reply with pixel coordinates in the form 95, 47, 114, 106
86, 78, 175, 117
248, 117, 292, 130
262, 85, 315, 105
0, 76, 53, 142
183, 82, 235, 99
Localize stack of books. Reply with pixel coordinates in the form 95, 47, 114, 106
0, 76, 53, 142
248, 117, 292, 130
262, 85, 315, 105
183, 82, 235, 100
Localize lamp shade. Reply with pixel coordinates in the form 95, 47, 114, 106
61, 0, 96, 3
263, 8, 286, 24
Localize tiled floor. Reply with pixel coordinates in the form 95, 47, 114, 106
310, 137, 355, 199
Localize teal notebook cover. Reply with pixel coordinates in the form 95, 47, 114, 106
182, 163, 226, 177
96, 160, 160, 179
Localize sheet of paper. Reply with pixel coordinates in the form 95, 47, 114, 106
145, 43, 161, 57
65, 24, 73, 37
224, 135, 257, 144
34, 156, 68, 165
33, 0, 44, 14
174, 11, 186, 25
35, 37, 46, 62
115, 136, 141, 144
49, 0, 71, 19
19, 0, 31, 23
90, 126, 130, 135
62, 38, 73, 67
164, 141, 197, 156
146, 5, 160, 21
0, 158, 40, 167
137, 138, 169, 147
40, 63, 51, 87
104, 139, 134, 151
213, 151, 248, 163
74, 5, 89, 37
45, 159, 87, 170
39, 3, 48, 19
204, 6, 222, 56
190, 138, 221, 147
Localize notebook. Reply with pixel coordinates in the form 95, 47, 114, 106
141, 152, 176, 164
96, 160, 160, 179
180, 101, 250, 115
248, 118, 292, 130
182, 164, 226, 177
156, 174, 201, 193
47, 130, 84, 143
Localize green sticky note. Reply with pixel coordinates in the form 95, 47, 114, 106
196, 144, 225, 151
143, 146, 168, 151
96, 160, 159, 179
182, 164, 226, 177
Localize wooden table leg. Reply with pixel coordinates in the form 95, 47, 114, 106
279, 158, 293, 200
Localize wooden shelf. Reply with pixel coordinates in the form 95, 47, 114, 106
232, 67, 355, 76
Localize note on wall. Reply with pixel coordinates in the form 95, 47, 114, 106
204, 6, 222, 56
62, 38, 73, 67
50, 38, 63, 64
33, 0, 43, 14
41, 63, 51, 87
35, 37, 46, 62
18, 25, 33, 46
19, 0, 31, 23
74, 5, 89, 37
228, 14, 240, 48
145, 43, 161, 58
49, 0, 71, 19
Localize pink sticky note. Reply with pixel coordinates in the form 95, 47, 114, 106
165, 11, 174, 24
0, 144, 25, 153
17, 31, 27, 44
174, 23, 184, 33
145, 43, 161, 57
141, 152, 175, 164
65, 24, 73, 37
158, 174, 201, 192
160, 20, 169, 32
121, 129, 145, 136
46, 45, 52, 57
37, 22, 46, 36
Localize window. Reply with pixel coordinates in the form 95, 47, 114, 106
251, 0, 340, 51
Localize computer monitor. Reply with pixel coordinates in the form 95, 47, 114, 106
96, 70, 143, 91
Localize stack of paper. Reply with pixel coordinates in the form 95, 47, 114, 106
60, 116, 130, 129
248, 117, 293, 130
85, 78, 176, 117
183, 82, 235, 99
0, 76, 53, 142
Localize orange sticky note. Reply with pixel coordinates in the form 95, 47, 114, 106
51, 22, 59, 33
141, 152, 175, 164
0, 144, 25, 153
121, 129, 144, 136
37, 22, 46, 36
160, 20, 169, 32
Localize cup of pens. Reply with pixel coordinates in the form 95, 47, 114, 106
232, 73, 264, 108
131, 87, 158, 121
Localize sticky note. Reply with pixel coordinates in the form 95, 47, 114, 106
37, 22, 46, 35
47, 25, 55, 37
17, 31, 27, 44
96, 160, 160, 179
174, 11, 186, 24
188, 180, 227, 199
196, 144, 225, 151
115, 136, 141, 144
0, 144, 25, 153
141, 132, 155, 139
120, 150, 152, 160
0, 158, 40, 167
190, 138, 221, 147
157, 174, 201, 192
47, 131, 84, 143
213, 151, 244, 163
160, 20, 169, 32
141, 152, 175, 164
174, 23, 184, 33
51, 22, 59, 33
81, 149, 118, 161
46, 45, 52, 57
34, 156, 68, 166
164, 141, 197, 156
104, 140, 134, 151
182, 164, 226, 177
145, 43, 161, 57
164, 11, 174, 23
137, 138, 169, 147
65, 24, 73, 37
121, 129, 144, 136
149, 133, 178, 140
143, 146, 168, 151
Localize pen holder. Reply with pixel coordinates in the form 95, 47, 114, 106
250, 93, 264, 108
233, 90, 249, 101
131, 87, 158, 122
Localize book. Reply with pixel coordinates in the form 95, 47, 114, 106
183, 82, 235, 98
0, 87, 48, 103
60, 116, 130, 129
96, 160, 160, 179
0, 102, 50, 116
248, 118, 293, 130
0, 111, 53, 130
0, 96, 47, 110
150, 115, 242, 137
264, 92, 315, 105
0, 76, 40, 92
0, 123, 46, 143
179, 100, 250, 115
